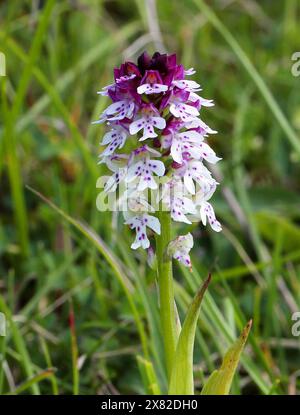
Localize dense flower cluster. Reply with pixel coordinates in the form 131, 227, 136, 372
94, 51, 221, 267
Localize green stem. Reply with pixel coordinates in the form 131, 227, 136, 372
155, 211, 178, 380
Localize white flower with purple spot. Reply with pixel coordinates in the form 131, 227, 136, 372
169, 130, 202, 163
100, 125, 127, 156
103, 99, 135, 122
172, 79, 201, 92
99, 154, 128, 193
137, 70, 168, 95
130, 109, 166, 141
125, 214, 161, 249
167, 233, 194, 268
127, 156, 165, 191
199, 201, 222, 232
185, 117, 217, 136
169, 100, 199, 122
103, 168, 127, 193
167, 130, 220, 165
161, 181, 197, 224
175, 160, 217, 195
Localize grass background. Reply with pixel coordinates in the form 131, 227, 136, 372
0, 0, 300, 395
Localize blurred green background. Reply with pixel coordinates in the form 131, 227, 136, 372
0, 0, 300, 395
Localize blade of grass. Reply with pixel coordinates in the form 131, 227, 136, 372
1, 78, 29, 256
69, 302, 79, 395
0, 335, 7, 394
39, 336, 59, 395
0, 296, 40, 394
137, 355, 161, 395
6, 369, 55, 395
1, 0, 56, 256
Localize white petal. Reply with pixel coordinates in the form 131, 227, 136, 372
126, 161, 142, 182
200, 203, 207, 226
184, 174, 195, 194
145, 215, 161, 235
175, 253, 192, 267
126, 101, 135, 118
92, 116, 106, 125
151, 84, 168, 93
149, 160, 165, 176
200, 97, 214, 107
138, 83, 168, 95
101, 131, 114, 145
204, 202, 222, 232
199, 142, 221, 164
170, 139, 183, 163
131, 237, 141, 250
184, 233, 194, 249
211, 219, 222, 232
178, 130, 203, 143
137, 175, 157, 191
170, 103, 199, 121
172, 80, 201, 90
183, 197, 197, 214
195, 118, 216, 133
151, 116, 166, 130
184, 68, 196, 76
172, 210, 191, 224
141, 236, 150, 249
137, 84, 151, 94
130, 118, 145, 135
189, 91, 202, 102
105, 100, 126, 115
169, 103, 181, 118
140, 125, 157, 141
200, 202, 222, 232
181, 103, 199, 116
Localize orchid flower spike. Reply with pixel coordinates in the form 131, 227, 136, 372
94, 51, 222, 268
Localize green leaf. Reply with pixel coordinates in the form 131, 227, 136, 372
201, 320, 252, 395
6, 369, 55, 395
137, 356, 161, 395
168, 275, 211, 395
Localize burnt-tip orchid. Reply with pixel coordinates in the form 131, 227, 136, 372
94, 51, 221, 269
93, 52, 250, 398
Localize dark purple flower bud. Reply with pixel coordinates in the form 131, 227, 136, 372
137, 51, 152, 74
